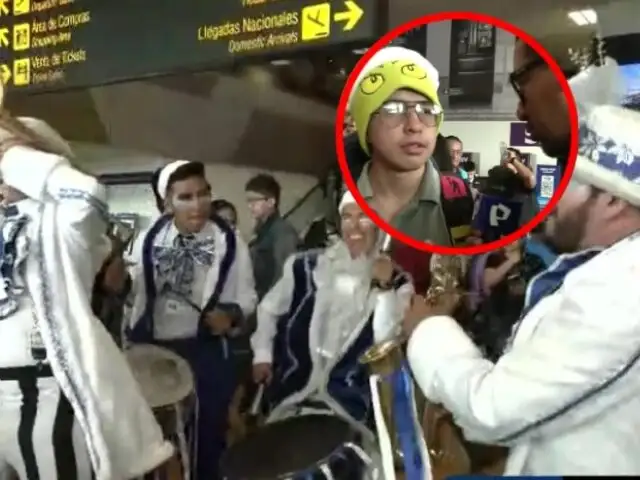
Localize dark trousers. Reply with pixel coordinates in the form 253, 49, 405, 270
156, 338, 237, 480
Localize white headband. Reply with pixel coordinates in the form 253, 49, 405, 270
347, 46, 440, 110
338, 190, 357, 213
157, 160, 191, 200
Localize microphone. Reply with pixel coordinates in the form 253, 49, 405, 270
472, 194, 523, 242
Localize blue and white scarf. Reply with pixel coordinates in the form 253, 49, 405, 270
0, 205, 29, 319
154, 233, 215, 298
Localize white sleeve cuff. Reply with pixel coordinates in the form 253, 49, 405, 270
407, 315, 479, 401
252, 349, 273, 365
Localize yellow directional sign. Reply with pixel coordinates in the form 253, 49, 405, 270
13, 0, 30, 16
13, 58, 30, 86
334, 0, 363, 32
0, 27, 9, 48
0, 0, 9, 16
301, 3, 331, 42
13, 23, 30, 51
0, 64, 10, 85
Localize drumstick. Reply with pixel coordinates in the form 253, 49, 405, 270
249, 383, 264, 417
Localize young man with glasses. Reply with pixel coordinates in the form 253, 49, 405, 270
245, 174, 300, 300
510, 39, 572, 168
349, 46, 473, 245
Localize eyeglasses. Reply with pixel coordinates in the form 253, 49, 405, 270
246, 196, 267, 205
375, 101, 443, 128
341, 215, 373, 229
509, 58, 547, 103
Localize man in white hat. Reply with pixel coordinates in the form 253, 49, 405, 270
250, 191, 418, 478
402, 55, 640, 474
0, 83, 172, 479
126, 159, 256, 479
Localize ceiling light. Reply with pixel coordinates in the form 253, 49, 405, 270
270, 59, 291, 66
568, 9, 598, 26
352, 48, 367, 54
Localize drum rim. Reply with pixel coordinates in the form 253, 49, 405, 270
125, 343, 194, 408
221, 414, 362, 479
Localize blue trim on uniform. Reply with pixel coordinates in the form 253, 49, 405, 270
129, 215, 237, 343
0, 213, 29, 319
198, 215, 237, 337
267, 254, 410, 429
523, 248, 602, 316
268, 252, 319, 410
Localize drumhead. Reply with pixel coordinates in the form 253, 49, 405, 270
125, 344, 194, 408
220, 414, 356, 479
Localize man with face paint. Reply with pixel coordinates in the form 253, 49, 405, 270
250, 191, 414, 475
349, 46, 468, 245
402, 57, 640, 474
127, 160, 257, 479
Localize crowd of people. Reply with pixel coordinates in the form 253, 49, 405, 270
0, 24, 638, 480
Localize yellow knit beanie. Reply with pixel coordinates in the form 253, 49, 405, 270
348, 47, 443, 154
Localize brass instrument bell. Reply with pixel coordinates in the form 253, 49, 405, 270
107, 216, 137, 255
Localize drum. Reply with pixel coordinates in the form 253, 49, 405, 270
220, 414, 371, 480
126, 344, 195, 479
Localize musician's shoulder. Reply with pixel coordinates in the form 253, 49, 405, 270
287, 249, 322, 268
294, 248, 322, 260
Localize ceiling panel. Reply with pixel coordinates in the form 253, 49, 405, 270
229, 108, 334, 176
5, 90, 108, 143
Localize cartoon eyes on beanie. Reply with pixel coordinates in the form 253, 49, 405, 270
400, 63, 427, 80
359, 72, 386, 95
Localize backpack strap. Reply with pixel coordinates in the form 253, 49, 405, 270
439, 173, 474, 246
467, 253, 492, 311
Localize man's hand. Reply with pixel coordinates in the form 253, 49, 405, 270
504, 241, 522, 264
204, 310, 233, 335
102, 255, 129, 294
402, 293, 461, 338
372, 254, 394, 286
252, 363, 273, 384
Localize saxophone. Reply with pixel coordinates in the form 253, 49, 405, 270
360, 250, 471, 480
421, 254, 472, 478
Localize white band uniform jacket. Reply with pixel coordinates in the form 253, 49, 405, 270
407, 233, 640, 475
126, 218, 257, 341
252, 242, 414, 437
0, 146, 173, 479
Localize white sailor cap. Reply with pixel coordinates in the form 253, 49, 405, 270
156, 160, 194, 200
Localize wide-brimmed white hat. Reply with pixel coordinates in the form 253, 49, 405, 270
570, 59, 640, 206
569, 0, 640, 206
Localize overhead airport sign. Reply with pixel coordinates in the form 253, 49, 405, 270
0, 0, 384, 93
